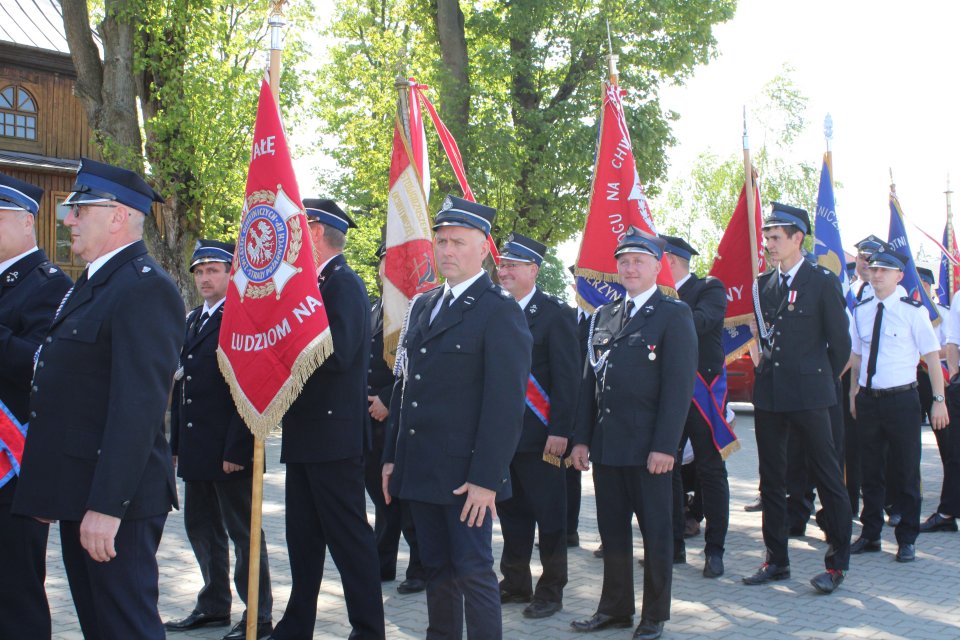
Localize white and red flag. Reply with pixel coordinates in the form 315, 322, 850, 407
218, 78, 333, 437
382, 81, 438, 365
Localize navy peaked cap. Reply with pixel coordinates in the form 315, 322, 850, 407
762, 202, 809, 235
868, 243, 908, 271
660, 234, 699, 260
500, 232, 547, 265
63, 157, 163, 215
614, 226, 666, 260
302, 198, 356, 234
433, 194, 496, 236
190, 239, 235, 271
0, 172, 42, 215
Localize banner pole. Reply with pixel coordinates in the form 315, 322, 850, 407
946, 176, 955, 298
743, 107, 759, 280
245, 5, 286, 639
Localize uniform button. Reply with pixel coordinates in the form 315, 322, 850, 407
186, 398, 192, 404
121, 500, 130, 508
30, 411, 36, 418
31, 385, 38, 392
420, 347, 427, 354
45, 336, 52, 343
327, 410, 333, 415
368, 369, 373, 374
186, 422, 193, 428
414, 374, 421, 380
187, 354, 193, 359
37, 361, 43, 368
775, 347, 780, 351
72, 329, 78, 335
778, 315, 783, 320
456, 344, 461, 350
186, 375, 192, 381
776, 331, 781, 336
818, 368, 822, 373
605, 385, 611, 391
97, 449, 101, 455
604, 408, 611, 414
412, 401, 418, 408
409, 429, 416, 435
613, 343, 618, 348
774, 362, 779, 367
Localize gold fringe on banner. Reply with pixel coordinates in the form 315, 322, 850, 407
216, 328, 334, 440
718, 438, 741, 461
575, 267, 622, 283
383, 331, 400, 371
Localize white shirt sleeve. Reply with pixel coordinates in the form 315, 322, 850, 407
849, 306, 863, 356
914, 307, 943, 357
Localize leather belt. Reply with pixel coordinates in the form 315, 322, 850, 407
860, 382, 918, 398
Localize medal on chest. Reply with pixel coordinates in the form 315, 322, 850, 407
787, 290, 797, 312
648, 345, 657, 361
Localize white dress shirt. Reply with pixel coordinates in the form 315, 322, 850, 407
429, 270, 486, 323
87, 241, 137, 279
0, 246, 38, 275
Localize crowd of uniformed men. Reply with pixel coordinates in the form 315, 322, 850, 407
0, 160, 958, 640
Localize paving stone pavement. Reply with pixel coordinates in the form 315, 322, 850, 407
46, 406, 960, 639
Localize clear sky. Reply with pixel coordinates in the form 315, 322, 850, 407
651, 0, 960, 263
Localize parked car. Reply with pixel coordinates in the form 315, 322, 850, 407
726, 352, 755, 403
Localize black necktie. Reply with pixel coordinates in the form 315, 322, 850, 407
192, 311, 210, 338
430, 290, 454, 326
779, 273, 790, 301
866, 301, 884, 389
621, 299, 635, 331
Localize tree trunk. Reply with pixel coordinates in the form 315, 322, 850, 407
432, 0, 471, 195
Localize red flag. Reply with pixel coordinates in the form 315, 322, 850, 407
575, 81, 674, 297
709, 183, 764, 323
217, 78, 333, 437
383, 82, 439, 366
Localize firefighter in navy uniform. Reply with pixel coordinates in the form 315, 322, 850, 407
495, 233, 580, 619
0, 173, 71, 639
569, 227, 698, 640
383, 195, 532, 640
744, 202, 852, 595
270, 199, 385, 640
364, 242, 425, 593
848, 245, 947, 562
660, 234, 730, 578
165, 240, 273, 640
12, 158, 183, 640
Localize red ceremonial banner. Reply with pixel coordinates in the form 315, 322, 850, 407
708, 183, 765, 325
383, 82, 438, 366
576, 81, 674, 292
217, 78, 333, 438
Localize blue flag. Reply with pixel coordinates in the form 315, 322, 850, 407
888, 193, 941, 325
812, 156, 854, 309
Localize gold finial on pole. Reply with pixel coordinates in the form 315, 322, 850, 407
605, 19, 619, 83
890, 167, 896, 194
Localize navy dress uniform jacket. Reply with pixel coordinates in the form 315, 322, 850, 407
753, 261, 851, 412
281, 253, 371, 462
13, 241, 183, 521
384, 273, 533, 504
0, 249, 70, 437
678, 274, 726, 379
171, 304, 254, 482
516, 289, 580, 452
573, 290, 698, 464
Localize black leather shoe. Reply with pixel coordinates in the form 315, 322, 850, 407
633, 619, 664, 640
742, 563, 790, 585
703, 555, 724, 578
788, 524, 806, 537
523, 600, 562, 619
850, 537, 881, 554
920, 512, 958, 533
593, 544, 604, 558
887, 513, 902, 527
810, 569, 844, 594
165, 611, 231, 631
744, 495, 762, 512
223, 620, 272, 640
571, 612, 633, 632
397, 578, 426, 594
567, 532, 580, 547
896, 543, 916, 562
500, 589, 532, 604
673, 549, 687, 565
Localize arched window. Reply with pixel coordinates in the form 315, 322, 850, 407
0, 85, 37, 140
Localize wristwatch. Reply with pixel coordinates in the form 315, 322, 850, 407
934, 394, 945, 403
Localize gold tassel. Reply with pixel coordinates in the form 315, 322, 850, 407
718, 438, 741, 461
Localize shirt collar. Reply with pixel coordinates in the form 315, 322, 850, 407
0, 246, 38, 275
203, 297, 226, 315
444, 270, 486, 303
876, 284, 907, 304
626, 284, 658, 316
777, 259, 803, 284
516, 287, 537, 311
674, 273, 692, 290
317, 254, 338, 277
87, 241, 137, 279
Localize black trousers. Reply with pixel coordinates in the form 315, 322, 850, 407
0, 491, 50, 639
593, 463, 673, 623
183, 476, 272, 621
363, 427, 424, 581
842, 370, 862, 514
566, 464, 582, 536
61, 514, 167, 640
274, 459, 384, 640
409, 500, 501, 640
671, 406, 729, 557
856, 389, 923, 545
754, 408, 851, 570
499, 452, 568, 604
937, 381, 960, 516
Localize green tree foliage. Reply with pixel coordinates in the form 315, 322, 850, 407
657, 68, 821, 274
313, 0, 737, 283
